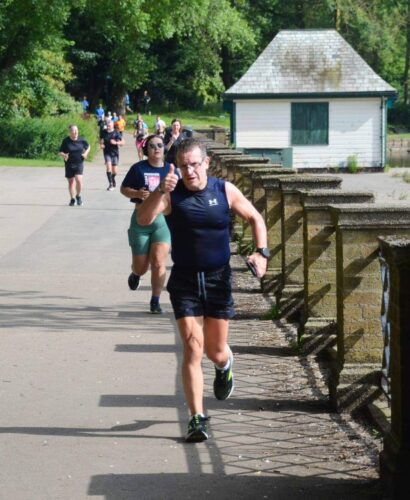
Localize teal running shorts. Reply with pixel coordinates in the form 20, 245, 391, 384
128, 210, 171, 256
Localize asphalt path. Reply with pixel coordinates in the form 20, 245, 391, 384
0, 135, 390, 499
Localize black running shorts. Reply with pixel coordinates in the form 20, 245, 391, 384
166, 263, 235, 320
104, 152, 119, 166
65, 163, 84, 178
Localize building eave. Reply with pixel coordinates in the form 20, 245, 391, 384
222, 91, 398, 101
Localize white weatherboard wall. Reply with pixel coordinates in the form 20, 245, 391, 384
235, 100, 290, 148
235, 98, 382, 169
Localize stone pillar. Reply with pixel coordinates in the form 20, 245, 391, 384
244, 166, 282, 202
378, 237, 410, 498
206, 145, 230, 158
219, 155, 250, 179
210, 127, 228, 144
235, 165, 289, 254
246, 171, 294, 286
299, 190, 375, 354
232, 164, 272, 194
206, 144, 230, 152
250, 170, 293, 214
194, 135, 216, 146
262, 177, 285, 293
206, 145, 232, 175
208, 149, 243, 177
329, 205, 410, 412
194, 129, 228, 143
225, 156, 271, 182
277, 176, 342, 319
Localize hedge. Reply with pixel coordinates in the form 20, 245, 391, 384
0, 114, 99, 161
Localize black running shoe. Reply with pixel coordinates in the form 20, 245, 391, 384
76, 195, 83, 206
150, 303, 163, 314
69, 198, 75, 206
185, 414, 209, 443
107, 184, 114, 191
213, 352, 234, 400
128, 273, 140, 290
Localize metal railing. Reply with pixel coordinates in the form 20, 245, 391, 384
379, 253, 392, 404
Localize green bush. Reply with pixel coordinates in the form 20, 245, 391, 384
0, 114, 99, 161
347, 154, 359, 173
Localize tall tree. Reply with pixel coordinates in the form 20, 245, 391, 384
235, 0, 405, 99
233, 0, 334, 49
149, 0, 255, 107
0, 0, 72, 71
1, 0, 408, 118
65, 0, 254, 111
0, 0, 78, 117
332, 0, 405, 95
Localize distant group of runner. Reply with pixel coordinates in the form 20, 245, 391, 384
58, 99, 269, 443
58, 103, 200, 322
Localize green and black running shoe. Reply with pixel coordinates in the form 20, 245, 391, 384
185, 414, 209, 443
213, 353, 234, 400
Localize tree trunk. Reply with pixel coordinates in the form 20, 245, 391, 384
335, 0, 341, 31
110, 86, 126, 115
298, 1, 306, 28
88, 81, 104, 113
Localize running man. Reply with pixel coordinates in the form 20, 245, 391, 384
59, 124, 90, 206
100, 119, 125, 191
137, 138, 269, 442
120, 135, 174, 314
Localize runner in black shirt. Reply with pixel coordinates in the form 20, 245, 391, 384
59, 124, 90, 206
99, 120, 125, 191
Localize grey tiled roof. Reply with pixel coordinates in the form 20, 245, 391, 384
225, 30, 396, 95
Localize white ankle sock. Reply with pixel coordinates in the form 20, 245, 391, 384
216, 351, 232, 371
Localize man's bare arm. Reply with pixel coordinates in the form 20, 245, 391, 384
225, 181, 268, 278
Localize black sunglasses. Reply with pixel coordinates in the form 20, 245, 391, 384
148, 143, 164, 150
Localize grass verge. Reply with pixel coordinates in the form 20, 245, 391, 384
125, 108, 229, 132
1, 108, 228, 165
0, 157, 62, 167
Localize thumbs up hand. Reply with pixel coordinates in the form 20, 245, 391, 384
160, 163, 178, 193
169, 163, 176, 176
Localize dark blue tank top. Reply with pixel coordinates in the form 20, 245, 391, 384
166, 177, 231, 271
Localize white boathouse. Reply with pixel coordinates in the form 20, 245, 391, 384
223, 30, 397, 170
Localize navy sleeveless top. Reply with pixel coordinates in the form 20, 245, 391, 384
166, 177, 231, 271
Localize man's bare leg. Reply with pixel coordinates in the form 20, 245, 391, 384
204, 317, 230, 367
204, 317, 234, 400
177, 316, 205, 416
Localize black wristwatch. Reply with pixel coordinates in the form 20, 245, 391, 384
256, 247, 270, 258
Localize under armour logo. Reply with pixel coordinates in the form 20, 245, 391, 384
208, 198, 218, 206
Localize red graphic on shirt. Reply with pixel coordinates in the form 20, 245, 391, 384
144, 173, 160, 192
